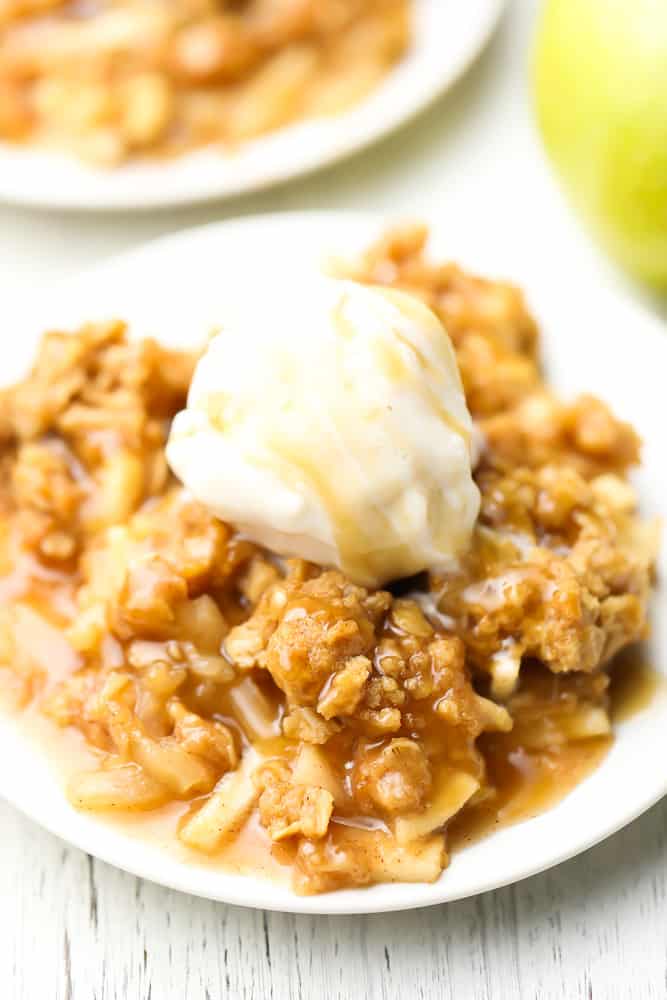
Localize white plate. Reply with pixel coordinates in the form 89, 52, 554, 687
1, 211, 666, 914
0, 1, 505, 211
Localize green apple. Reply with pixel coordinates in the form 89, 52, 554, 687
533, 0, 667, 287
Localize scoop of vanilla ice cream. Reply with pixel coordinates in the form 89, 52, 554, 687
166, 277, 479, 588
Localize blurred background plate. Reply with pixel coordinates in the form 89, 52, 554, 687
0, 0, 506, 212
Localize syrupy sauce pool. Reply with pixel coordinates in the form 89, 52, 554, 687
449, 654, 663, 851
5, 650, 662, 888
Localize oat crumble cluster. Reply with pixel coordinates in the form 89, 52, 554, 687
0, 0, 409, 164
0, 228, 657, 894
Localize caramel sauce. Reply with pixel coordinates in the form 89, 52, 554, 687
448, 733, 611, 851
609, 648, 664, 723
114, 805, 290, 885
449, 653, 664, 852
17, 704, 292, 885
373, 285, 472, 445
0, 558, 662, 885
262, 432, 415, 588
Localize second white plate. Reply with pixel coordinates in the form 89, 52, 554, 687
0, 0, 505, 210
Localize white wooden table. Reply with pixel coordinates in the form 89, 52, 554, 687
1, 2, 666, 996
2, 794, 666, 999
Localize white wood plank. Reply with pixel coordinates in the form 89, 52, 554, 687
2, 796, 666, 1000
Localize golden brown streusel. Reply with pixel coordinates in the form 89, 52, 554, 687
0, 229, 657, 894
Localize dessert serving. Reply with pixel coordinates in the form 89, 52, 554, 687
0, 0, 410, 165
0, 226, 658, 896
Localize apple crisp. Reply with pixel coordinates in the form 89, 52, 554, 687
0, 0, 410, 164
0, 228, 657, 894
